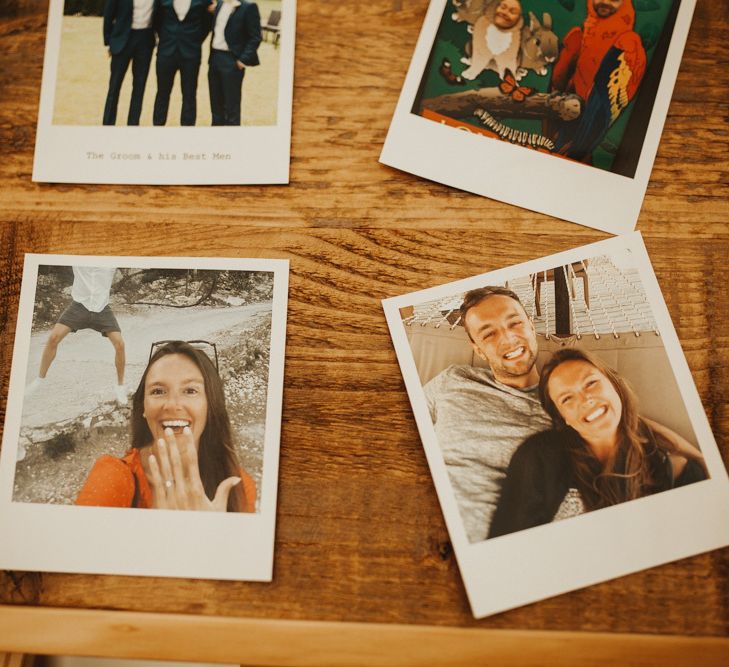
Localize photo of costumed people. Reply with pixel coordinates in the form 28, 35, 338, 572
15, 265, 275, 513
54, 0, 282, 126
401, 248, 708, 543
413, 0, 682, 176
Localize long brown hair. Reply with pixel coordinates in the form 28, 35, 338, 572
131, 341, 245, 512
539, 348, 660, 510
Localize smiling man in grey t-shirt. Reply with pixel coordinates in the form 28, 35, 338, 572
424, 286, 551, 543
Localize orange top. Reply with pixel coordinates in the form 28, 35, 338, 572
76, 449, 257, 512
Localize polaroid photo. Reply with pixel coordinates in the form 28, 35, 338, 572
383, 232, 729, 618
380, 0, 696, 233
0, 254, 288, 581
32, 1, 296, 184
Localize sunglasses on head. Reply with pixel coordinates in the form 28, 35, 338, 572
148, 340, 219, 371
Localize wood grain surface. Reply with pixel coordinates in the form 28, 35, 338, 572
0, 0, 728, 651
3, 605, 729, 667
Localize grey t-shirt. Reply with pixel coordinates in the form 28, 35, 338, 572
424, 364, 551, 543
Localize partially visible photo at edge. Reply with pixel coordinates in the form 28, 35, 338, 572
401, 246, 708, 544
54, 0, 283, 127
14, 264, 275, 514
413, 0, 682, 177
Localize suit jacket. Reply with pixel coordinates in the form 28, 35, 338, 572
104, 0, 156, 55
210, 0, 262, 66
154, 0, 213, 61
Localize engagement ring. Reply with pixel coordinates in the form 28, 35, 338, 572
165, 479, 174, 489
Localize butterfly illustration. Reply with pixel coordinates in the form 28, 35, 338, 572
499, 71, 535, 102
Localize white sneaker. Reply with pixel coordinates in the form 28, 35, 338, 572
25, 377, 45, 397
114, 384, 128, 406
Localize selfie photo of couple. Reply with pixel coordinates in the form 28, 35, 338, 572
406, 258, 705, 543
384, 233, 723, 618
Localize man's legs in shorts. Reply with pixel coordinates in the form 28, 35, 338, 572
26, 323, 72, 396
39, 323, 73, 378
106, 330, 126, 386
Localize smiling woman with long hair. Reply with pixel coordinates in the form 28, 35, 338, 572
489, 348, 706, 538
77, 341, 256, 512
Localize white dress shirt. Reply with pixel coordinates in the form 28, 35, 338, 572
173, 0, 192, 22
71, 267, 117, 313
212, 1, 237, 52
132, 0, 155, 29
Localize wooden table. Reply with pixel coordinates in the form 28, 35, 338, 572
1, 1, 727, 664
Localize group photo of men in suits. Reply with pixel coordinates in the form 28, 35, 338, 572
53, 0, 281, 126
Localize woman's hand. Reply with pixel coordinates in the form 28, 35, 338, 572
148, 426, 240, 511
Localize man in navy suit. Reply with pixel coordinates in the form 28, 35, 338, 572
208, 0, 262, 126
153, 0, 214, 126
103, 0, 156, 125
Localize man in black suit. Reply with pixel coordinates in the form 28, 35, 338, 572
103, 0, 156, 125
208, 0, 262, 126
153, 0, 214, 126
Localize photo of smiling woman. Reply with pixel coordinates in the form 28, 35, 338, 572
76, 340, 256, 511
488, 348, 707, 538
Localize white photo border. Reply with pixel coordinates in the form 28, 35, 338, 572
0, 253, 289, 581
379, 0, 697, 234
382, 232, 729, 618
33, 0, 297, 185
